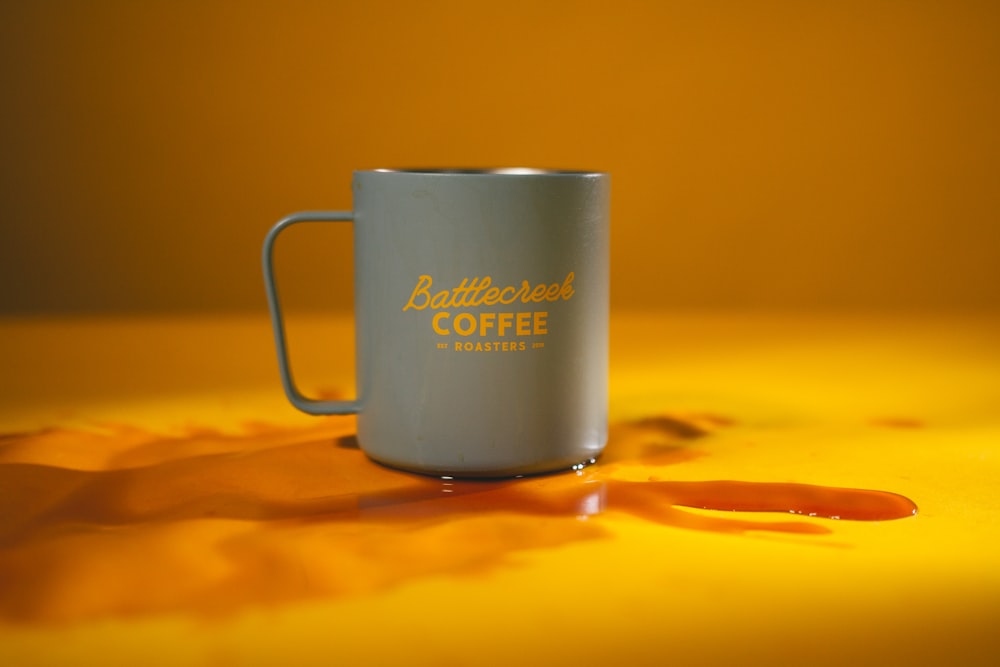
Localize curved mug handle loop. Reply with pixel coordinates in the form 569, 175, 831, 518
262, 211, 359, 415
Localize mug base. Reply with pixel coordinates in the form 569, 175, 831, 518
364, 452, 601, 480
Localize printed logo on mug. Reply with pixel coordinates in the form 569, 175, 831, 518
263, 169, 610, 477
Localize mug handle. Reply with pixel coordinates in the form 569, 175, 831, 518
262, 210, 360, 415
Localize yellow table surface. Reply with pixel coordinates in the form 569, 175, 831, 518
1, 312, 998, 666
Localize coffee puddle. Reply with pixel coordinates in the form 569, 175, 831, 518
0, 414, 917, 624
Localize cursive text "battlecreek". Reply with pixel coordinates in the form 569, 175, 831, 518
402, 273, 575, 311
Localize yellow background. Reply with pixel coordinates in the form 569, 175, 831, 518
3, 5, 999, 664
2, 0, 998, 315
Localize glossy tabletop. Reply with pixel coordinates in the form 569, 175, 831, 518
1, 312, 998, 666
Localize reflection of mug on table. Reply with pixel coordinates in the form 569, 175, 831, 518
263, 169, 610, 477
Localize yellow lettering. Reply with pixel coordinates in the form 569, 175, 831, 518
467, 276, 491, 306
498, 312, 514, 336
430, 290, 450, 308
453, 313, 476, 336
518, 281, 533, 303
432, 311, 450, 335
482, 286, 501, 305
534, 311, 548, 335
403, 275, 433, 311
448, 278, 471, 307
560, 272, 575, 300
516, 312, 532, 336
448, 337, 533, 352
479, 312, 496, 336
434, 311, 552, 339
405, 274, 576, 310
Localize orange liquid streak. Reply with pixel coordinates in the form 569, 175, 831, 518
0, 415, 917, 624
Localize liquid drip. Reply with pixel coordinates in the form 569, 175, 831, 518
0, 414, 917, 624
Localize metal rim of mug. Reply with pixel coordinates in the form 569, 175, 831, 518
369, 168, 606, 176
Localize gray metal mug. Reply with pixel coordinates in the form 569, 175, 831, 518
263, 169, 609, 477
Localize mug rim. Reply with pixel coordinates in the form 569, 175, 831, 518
363, 168, 606, 177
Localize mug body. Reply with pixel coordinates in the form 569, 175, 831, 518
352, 169, 609, 477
